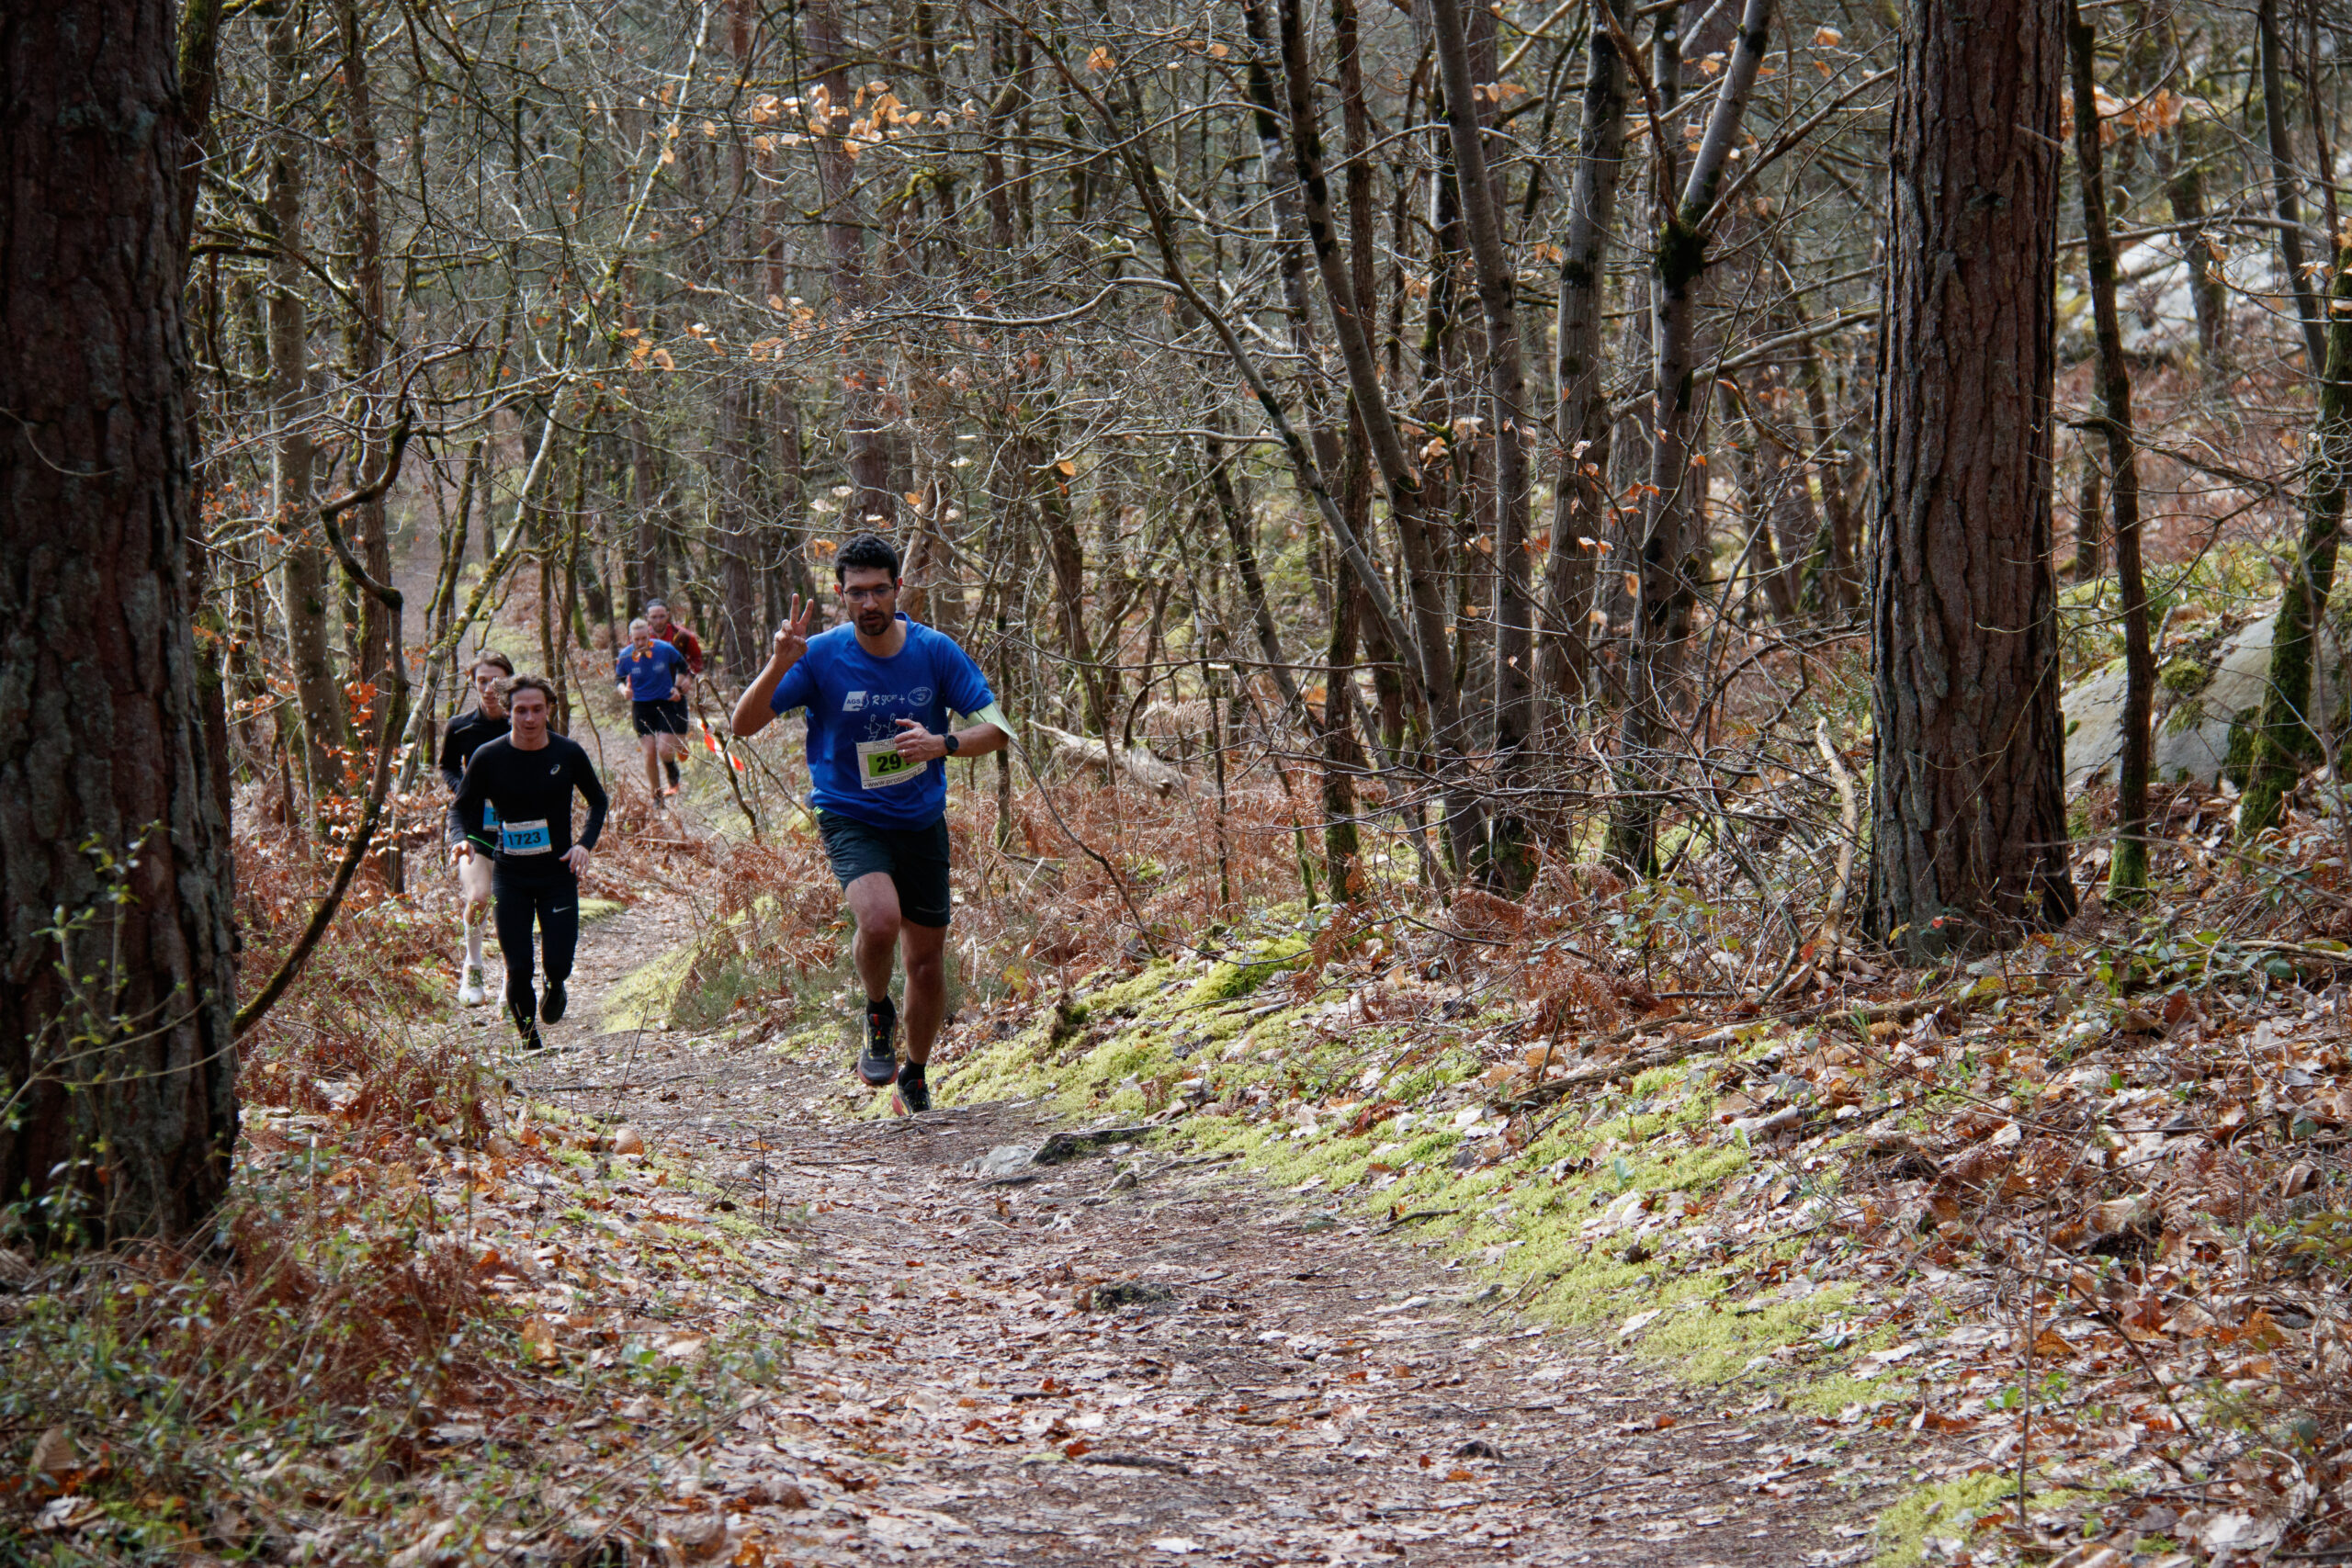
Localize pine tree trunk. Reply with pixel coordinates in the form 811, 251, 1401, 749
1, 0, 240, 1243
1866, 0, 2077, 955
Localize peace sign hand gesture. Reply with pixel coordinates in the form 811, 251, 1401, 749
771, 594, 819, 668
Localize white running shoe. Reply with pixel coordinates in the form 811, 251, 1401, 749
458, 964, 488, 1007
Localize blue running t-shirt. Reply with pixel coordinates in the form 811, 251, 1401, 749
616, 638, 689, 701
769, 616, 997, 829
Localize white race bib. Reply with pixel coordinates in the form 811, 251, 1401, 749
854, 738, 930, 790
499, 817, 553, 855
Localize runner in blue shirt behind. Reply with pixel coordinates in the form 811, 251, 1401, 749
615, 617, 694, 811
730, 532, 1010, 1113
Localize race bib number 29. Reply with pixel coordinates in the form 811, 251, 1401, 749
854, 738, 930, 790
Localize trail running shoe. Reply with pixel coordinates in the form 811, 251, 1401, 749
893, 1065, 932, 1115
858, 997, 899, 1087
541, 980, 568, 1024
458, 964, 487, 1007
519, 1022, 546, 1052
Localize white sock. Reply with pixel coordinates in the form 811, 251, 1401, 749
465, 911, 485, 970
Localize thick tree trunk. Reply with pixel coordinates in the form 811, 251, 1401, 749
1537, 5, 1627, 707
1, 0, 240, 1243
1867, 0, 2077, 955
2240, 249, 2352, 839
2068, 0, 2154, 898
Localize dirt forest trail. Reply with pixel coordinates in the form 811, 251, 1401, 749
492, 884, 1918, 1566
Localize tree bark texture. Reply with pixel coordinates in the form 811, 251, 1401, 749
2067, 0, 2153, 897
1867, 0, 2077, 954
1, 0, 240, 1241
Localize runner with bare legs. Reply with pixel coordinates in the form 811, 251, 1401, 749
730, 533, 1010, 1112
616, 617, 693, 812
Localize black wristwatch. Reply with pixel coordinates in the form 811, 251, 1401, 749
943, 731, 961, 756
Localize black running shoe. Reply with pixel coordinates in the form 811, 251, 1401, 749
894, 1065, 932, 1115
858, 997, 899, 1087
519, 1022, 546, 1052
541, 980, 567, 1024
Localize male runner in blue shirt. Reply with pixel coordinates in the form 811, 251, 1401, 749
615, 617, 694, 810
729, 533, 1009, 1112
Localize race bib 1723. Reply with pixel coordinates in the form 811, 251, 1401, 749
854, 738, 930, 790
499, 817, 553, 854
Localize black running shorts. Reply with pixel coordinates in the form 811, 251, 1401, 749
632, 697, 690, 736
817, 811, 954, 928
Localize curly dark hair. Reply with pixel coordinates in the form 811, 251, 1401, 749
834, 531, 901, 583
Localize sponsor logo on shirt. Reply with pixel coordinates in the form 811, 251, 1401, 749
910, 685, 934, 706
843, 690, 867, 712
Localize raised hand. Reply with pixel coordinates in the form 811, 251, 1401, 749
772, 594, 819, 667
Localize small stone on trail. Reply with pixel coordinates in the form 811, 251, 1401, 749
611, 1124, 645, 1156
1452, 1438, 1507, 1461
968, 1144, 1038, 1182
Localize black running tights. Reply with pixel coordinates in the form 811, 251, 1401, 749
492, 867, 578, 1034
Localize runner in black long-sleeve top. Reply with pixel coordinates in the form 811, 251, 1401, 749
451, 674, 609, 1048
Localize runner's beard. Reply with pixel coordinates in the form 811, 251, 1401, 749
858, 609, 891, 636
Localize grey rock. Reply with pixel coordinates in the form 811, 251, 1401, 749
2065, 610, 2343, 790
968, 1144, 1040, 1183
